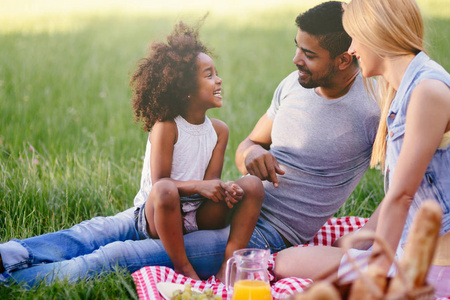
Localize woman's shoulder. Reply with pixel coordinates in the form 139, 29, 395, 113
417, 56, 450, 85
413, 78, 450, 102
409, 79, 450, 127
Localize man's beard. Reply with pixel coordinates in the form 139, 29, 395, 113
297, 64, 337, 89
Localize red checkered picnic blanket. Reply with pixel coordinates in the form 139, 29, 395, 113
132, 217, 449, 300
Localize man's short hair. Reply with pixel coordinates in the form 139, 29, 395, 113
295, 1, 352, 58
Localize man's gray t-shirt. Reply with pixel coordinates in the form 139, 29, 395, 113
261, 71, 380, 245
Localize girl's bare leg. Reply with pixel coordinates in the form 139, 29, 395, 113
207, 175, 264, 282
145, 180, 200, 280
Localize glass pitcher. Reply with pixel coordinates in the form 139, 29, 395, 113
225, 248, 273, 300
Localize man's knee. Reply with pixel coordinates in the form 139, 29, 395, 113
240, 175, 265, 202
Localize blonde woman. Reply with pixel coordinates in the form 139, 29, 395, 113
274, 0, 450, 296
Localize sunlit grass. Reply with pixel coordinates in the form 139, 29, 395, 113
0, 0, 446, 33
0, 0, 448, 298
0, 0, 327, 34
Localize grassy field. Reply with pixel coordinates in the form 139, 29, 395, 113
0, 0, 448, 298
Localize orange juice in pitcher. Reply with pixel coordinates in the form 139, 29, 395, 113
225, 249, 273, 300
232, 280, 272, 300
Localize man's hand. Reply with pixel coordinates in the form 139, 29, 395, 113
244, 145, 285, 187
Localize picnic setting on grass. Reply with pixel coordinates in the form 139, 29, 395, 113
1, 0, 449, 299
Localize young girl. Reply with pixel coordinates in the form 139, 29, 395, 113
130, 22, 264, 281
274, 0, 450, 296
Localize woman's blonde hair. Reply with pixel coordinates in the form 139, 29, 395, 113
343, 0, 425, 169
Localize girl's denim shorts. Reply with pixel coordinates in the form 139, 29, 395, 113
135, 194, 207, 239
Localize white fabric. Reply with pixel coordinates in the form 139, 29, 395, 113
133, 115, 217, 207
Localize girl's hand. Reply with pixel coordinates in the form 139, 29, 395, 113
196, 180, 245, 209
223, 181, 244, 208
197, 179, 229, 203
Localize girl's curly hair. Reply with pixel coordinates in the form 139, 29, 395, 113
131, 21, 210, 131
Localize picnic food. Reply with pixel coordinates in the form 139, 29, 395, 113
348, 264, 386, 300
387, 200, 442, 296
289, 281, 341, 300
347, 200, 442, 299
171, 284, 221, 300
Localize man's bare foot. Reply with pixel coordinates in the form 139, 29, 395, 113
174, 263, 200, 281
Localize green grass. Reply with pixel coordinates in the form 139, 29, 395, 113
0, 0, 448, 298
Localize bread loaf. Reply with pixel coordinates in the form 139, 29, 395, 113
348, 264, 387, 300
290, 281, 341, 300
387, 200, 442, 295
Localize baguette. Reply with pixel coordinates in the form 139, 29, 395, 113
348, 264, 387, 300
290, 281, 341, 300
387, 200, 442, 295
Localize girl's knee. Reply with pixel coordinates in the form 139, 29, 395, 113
150, 180, 179, 209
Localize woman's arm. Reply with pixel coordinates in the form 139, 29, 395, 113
332, 204, 383, 249
373, 79, 450, 271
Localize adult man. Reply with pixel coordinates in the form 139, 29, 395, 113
0, 1, 379, 286
235, 0, 380, 247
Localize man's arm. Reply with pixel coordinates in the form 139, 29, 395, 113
235, 113, 285, 187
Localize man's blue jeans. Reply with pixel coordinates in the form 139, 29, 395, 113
0, 208, 286, 286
